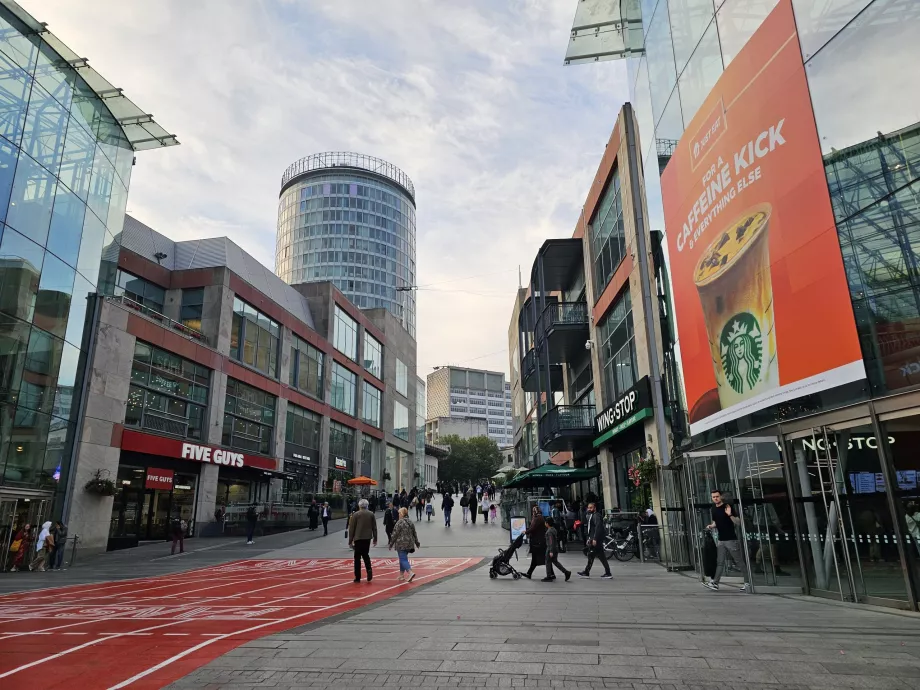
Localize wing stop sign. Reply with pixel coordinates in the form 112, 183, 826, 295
594, 376, 653, 448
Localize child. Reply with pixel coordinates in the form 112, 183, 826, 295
426, 500, 434, 521
490, 503, 498, 523
542, 517, 571, 582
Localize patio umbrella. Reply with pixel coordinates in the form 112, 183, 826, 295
503, 464, 600, 489
347, 476, 378, 486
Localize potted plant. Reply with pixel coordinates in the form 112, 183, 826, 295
84, 469, 117, 497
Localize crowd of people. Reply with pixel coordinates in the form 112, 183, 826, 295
5, 520, 68, 572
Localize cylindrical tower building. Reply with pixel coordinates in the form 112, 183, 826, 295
276, 152, 416, 337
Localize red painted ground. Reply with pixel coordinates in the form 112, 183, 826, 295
0, 557, 479, 689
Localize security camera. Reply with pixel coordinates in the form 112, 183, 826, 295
585, 340, 594, 350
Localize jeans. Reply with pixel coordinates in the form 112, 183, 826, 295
416, 505, 423, 521
462, 506, 470, 522
584, 543, 611, 576
713, 539, 745, 583
246, 521, 256, 542
171, 534, 184, 555
51, 545, 66, 569
397, 549, 411, 573
444, 508, 452, 526
546, 551, 569, 578
353, 539, 372, 579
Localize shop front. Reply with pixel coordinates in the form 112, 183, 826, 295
108, 430, 279, 550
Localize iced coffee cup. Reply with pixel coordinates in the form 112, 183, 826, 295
694, 203, 778, 410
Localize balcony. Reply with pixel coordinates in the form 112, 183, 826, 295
539, 404, 596, 452
521, 347, 563, 393
111, 295, 208, 344
539, 301, 589, 361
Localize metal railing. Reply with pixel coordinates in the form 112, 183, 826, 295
521, 348, 536, 379
110, 295, 207, 343
538, 301, 588, 340
281, 152, 416, 201
540, 405, 596, 449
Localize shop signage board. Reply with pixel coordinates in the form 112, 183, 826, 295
594, 376, 652, 447
145, 468, 174, 490
334, 457, 348, 469
121, 430, 277, 471
660, 0, 865, 436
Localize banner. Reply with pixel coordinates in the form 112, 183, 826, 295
660, 0, 865, 435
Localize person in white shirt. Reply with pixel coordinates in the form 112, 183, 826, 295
321, 502, 331, 536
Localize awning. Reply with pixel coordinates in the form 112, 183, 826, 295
504, 464, 601, 489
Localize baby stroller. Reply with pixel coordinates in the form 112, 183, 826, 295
489, 533, 524, 579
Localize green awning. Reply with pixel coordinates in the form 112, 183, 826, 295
504, 464, 601, 489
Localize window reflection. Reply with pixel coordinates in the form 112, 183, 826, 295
33, 251, 75, 339
6, 153, 56, 246
717, 0, 779, 67
22, 83, 67, 174
0, 50, 30, 147
0, 227, 43, 323
793, 0, 872, 61
632, 56, 655, 161
676, 18, 723, 125
644, 1, 679, 127
669, 0, 717, 72
807, 0, 920, 156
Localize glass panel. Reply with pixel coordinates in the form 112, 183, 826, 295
716, 0, 780, 67
806, 0, 920, 156
632, 56, 655, 161
65, 273, 94, 349
6, 152, 56, 246
46, 184, 85, 267
645, 0, 679, 127
0, 312, 29, 405
33, 251, 75, 339
86, 145, 114, 224
21, 83, 67, 175
33, 41, 74, 110
676, 19, 723, 125
76, 210, 106, 285
793, 0, 873, 61
0, 13, 37, 72
669, 0, 716, 72
685, 452, 735, 581
58, 116, 94, 200
657, 88, 685, 143
0, 138, 17, 222
880, 414, 920, 604
0, 50, 31, 147
0, 226, 43, 322
729, 437, 802, 589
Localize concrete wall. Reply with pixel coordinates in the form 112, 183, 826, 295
425, 416, 489, 444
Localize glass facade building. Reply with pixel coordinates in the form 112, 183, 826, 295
275, 152, 417, 337
0, 3, 175, 520
617, 0, 920, 608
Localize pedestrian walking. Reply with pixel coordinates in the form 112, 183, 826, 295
170, 517, 186, 555
29, 521, 53, 572
347, 498, 377, 583
703, 489, 750, 592
426, 500, 434, 521
460, 492, 470, 523
415, 496, 424, 522
442, 493, 455, 527
245, 503, 258, 545
383, 501, 399, 542
469, 491, 478, 525
480, 495, 491, 524
8, 523, 30, 572
543, 516, 571, 582
490, 503, 497, 523
389, 507, 421, 582
578, 503, 612, 579
49, 520, 67, 570
523, 505, 546, 579
321, 502, 331, 535
308, 500, 320, 531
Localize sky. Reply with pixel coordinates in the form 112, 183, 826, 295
27, 0, 629, 378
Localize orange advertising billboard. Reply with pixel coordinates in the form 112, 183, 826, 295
660, 0, 865, 435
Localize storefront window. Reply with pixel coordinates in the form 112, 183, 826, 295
125, 341, 209, 440
230, 297, 280, 378
880, 414, 920, 598
289, 335, 324, 399
222, 378, 275, 455
329, 420, 355, 473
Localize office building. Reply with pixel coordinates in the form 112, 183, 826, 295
0, 1, 176, 542
424, 416, 489, 445
426, 366, 513, 446
59, 214, 417, 554
274, 152, 417, 338
558, 0, 920, 608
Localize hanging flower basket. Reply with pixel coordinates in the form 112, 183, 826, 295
84, 470, 117, 497
382, 471, 392, 481
627, 457, 657, 487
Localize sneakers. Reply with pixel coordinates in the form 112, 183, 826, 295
540, 577, 554, 582
577, 571, 590, 578
367, 575, 373, 583
408, 572, 416, 582
564, 572, 571, 582
739, 583, 750, 592
398, 575, 405, 582
354, 578, 361, 583
246, 540, 254, 545
600, 573, 613, 580
704, 581, 719, 590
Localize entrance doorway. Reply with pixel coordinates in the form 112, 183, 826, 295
790, 423, 910, 607
1, 496, 51, 571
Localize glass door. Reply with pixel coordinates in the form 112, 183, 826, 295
0, 499, 18, 572
684, 450, 732, 580
658, 466, 692, 571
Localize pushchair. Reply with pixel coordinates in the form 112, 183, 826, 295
489, 533, 525, 579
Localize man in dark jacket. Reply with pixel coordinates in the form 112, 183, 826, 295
383, 501, 399, 542
347, 499, 377, 582
578, 503, 612, 579
307, 500, 319, 531
50, 521, 67, 570
442, 493, 455, 527
245, 504, 258, 545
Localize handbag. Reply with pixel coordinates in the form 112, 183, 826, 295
9, 538, 21, 552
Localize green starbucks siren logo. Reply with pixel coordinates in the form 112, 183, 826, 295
720, 312, 763, 394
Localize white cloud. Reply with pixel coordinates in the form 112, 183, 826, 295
26, 0, 628, 376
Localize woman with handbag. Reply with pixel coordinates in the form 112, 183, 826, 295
523, 505, 547, 579
388, 507, 420, 582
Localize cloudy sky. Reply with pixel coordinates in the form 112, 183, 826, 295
28, 0, 629, 378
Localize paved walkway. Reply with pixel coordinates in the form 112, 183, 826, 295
168, 513, 920, 689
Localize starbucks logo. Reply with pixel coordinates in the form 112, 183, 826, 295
720, 312, 763, 394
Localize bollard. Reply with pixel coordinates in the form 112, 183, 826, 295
70, 534, 79, 568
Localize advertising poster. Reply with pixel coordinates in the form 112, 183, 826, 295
510, 516, 527, 542
660, 0, 865, 435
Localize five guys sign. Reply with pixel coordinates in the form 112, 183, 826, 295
120, 430, 277, 471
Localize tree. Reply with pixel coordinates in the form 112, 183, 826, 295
437, 435, 503, 484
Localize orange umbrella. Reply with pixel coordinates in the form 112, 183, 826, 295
347, 476, 378, 486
